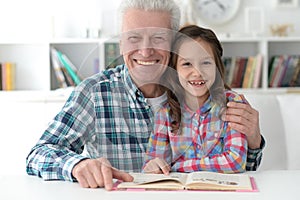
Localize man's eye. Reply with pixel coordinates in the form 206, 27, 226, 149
128, 36, 141, 43
152, 37, 166, 44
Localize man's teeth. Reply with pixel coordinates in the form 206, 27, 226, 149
136, 60, 157, 65
189, 81, 205, 85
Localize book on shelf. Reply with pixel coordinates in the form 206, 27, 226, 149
230, 57, 244, 88
241, 56, 255, 88
1, 63, 6, 90
242, 55, 262, 88
252, 54, 263, 88
280, 55, 298, 87
94, 58, 100, 74
269, 55, 289, 87
117, 171, 256, 191
50, 48, 68, 88
223, 57, 233, 86
227, 57, 237, 87
60, 67, 75, 86
268, 55, 300, 87
222, 55, 263, 89
272, 55, 288, 88
50, 47, 83, 88
1, 62, 16, 91
290, 57, 300, 87
56, 50, 82, 85
234, 57, 248, 88
0, 63, 2, 90
61, 53, 83, 81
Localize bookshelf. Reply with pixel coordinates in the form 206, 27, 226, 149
214, 36, 300, 93
0, 37, 300, 93
50, 39, 101, 90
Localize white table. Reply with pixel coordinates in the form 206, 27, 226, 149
1, 170, 298, 200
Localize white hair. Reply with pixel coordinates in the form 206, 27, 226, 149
118, 0, 181, 32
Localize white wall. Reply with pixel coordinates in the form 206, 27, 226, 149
0, 0, 299, 40
189, 0, 300, 37
0, 0, 122, 40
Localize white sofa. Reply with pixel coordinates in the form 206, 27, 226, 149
0, 91, 68, 175
245, 93, 300, 170
0, 91, 299, 175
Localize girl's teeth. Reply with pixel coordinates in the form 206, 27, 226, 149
189, 81, 205, 85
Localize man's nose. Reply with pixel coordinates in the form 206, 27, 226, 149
138, 48, 154, 57
138, 38, 154, 57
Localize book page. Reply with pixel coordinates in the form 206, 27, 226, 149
130, 172, 187, 185
185, 171, 252, 190
117, 172, 187, 190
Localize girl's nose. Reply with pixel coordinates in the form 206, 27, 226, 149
191, 66, 202, 76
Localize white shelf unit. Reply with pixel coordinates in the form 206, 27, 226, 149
0, 42, 50, 90
0, 39, 104, 91
1, 37, 300, 93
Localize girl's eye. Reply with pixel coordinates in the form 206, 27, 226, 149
203, 61, 211, 64
201, 60, 215, 67
182, 62, 192, 67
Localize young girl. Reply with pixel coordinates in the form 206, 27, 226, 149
143, 25, 248, 174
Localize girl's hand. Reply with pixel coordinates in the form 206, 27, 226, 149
143, 158, 171, 175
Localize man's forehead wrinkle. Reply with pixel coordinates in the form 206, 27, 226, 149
124, 27, 173, 35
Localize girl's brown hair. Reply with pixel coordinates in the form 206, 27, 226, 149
164, 25, 231, 134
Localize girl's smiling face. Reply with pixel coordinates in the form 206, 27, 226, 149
176, 38, 216, 106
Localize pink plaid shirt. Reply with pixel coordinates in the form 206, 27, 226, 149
144, 90, 247, 173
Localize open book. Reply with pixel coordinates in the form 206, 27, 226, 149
117, 171, 256, 191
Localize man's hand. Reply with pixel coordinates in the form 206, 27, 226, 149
143, 158, 170, 174
72, 157, 133, 190
223, 94, 262, 149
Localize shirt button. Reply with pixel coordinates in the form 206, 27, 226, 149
194, 113, 198, 117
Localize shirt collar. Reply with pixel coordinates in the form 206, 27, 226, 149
183, 95, 214, 118
120, 65, 146, 103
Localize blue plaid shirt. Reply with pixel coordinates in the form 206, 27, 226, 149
26, 65, 264, 181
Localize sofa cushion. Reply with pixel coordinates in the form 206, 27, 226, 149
244, 93, 287, 170
277, 94, 300, 170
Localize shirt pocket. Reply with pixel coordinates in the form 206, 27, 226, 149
202, 121, 224, 156
169, 129, 195, 162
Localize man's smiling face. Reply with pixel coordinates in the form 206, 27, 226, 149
120, 9, 172, 85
